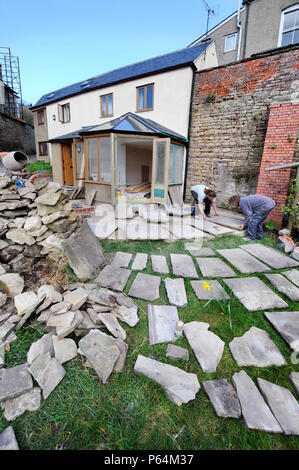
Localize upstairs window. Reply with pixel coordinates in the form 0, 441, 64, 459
58, 103, 71, 123
37, 109, 45, 125
137, 84, 154, 112
224, 33, 237, 52
100, 93, 113, 117
279, 4, 299, 47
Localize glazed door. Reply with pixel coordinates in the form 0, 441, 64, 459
151, 138, 170, 204
62, 143, 74, 186
111, 134, 118, 204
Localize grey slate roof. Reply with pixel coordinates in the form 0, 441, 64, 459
32, 42, 210, 109
48, 112, 188, 143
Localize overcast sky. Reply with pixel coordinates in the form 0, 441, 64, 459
0, 0, 239, 105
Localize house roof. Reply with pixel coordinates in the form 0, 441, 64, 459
32, 42, 210, 109
48, 112, 188, 143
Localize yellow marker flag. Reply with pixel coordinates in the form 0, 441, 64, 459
202, 281, 211, 291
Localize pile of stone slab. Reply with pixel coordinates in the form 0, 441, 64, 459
0, 175, 82, 261
0, 281, 140, 423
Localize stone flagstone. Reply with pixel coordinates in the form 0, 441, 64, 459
134, 354, 200, 406
194, 219, 234, 236
289, 372, 299, 396
209, 215, 243, 231
224, 277, 288, 312
148, 305, 180, 346
191, 280, 230, 300
241, 243, 299, 269
203, 379, 241, 419
196, 257, 236, 278
164, 278, 188, 308
169, 221, 206, 240
264, 273, 299, 301
282, 269, 299, 287
98, 312, 127, 340
229, 327, 286, 367
78, 329, 120, 384
63, 287, 89, 311
36, 357, 66, 400
184, 321, 225, 373
112, 251, 133, 268
1, 387, 41, 421
231, 370, 282, 433
0, 363, 33, 403
0, 426, 19, 450
257, 378, 299, 435
131, 253, 148, 271
166, 344, 189, 361
187, 247, 215, 257
151, 255, 169, 274
128, 273, 160, 301
95, 265, 131, 292
52, 335, 78, 364
27, 333, 54, 365
113, 305, 139, 327
264, 311, 299, 351
217, 248, 270, 274
170, 254, 198, 278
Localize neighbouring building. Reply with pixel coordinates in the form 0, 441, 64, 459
189, 0, 299, 65
31, 41, 218, 205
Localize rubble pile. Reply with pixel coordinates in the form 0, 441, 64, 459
0, 281, 139, 422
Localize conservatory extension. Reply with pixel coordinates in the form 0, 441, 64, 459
49, 113, 188, 205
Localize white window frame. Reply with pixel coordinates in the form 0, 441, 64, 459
278, 3, 299, 47
224, 33, 237, 52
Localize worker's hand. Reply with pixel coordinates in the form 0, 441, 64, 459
240, 224, 244, 230
215, 212, 220, 216
203, 214, 207, 220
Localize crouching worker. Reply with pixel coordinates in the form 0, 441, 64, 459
190, 184, 220, 219
228, 194, 276, 240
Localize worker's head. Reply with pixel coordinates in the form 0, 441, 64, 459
228, 195, 241, 207
205, 189, 216, 201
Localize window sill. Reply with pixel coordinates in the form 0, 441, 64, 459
136, 108, 154, 113
85, 180, 112, 185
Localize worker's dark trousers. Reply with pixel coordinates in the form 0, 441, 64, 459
247, 209, 274, 240
191, 191, 211, 216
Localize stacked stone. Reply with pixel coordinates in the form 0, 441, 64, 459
0, 176, 82, 258
0, 282, 139, 422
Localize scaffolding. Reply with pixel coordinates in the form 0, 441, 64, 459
0, 47, 23, 119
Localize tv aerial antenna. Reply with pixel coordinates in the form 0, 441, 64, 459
202, 0, 216, 42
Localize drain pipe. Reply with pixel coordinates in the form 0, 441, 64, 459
237, 0, 243, 61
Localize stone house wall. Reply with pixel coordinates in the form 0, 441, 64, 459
0, 112, 36, 155
186, 45, 299, 207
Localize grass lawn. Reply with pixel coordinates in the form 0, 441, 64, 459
1, 234, 299, 450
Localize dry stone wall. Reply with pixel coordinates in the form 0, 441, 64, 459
186, 46, 299, 206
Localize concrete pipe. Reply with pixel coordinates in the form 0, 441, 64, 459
1, 151, 29, 171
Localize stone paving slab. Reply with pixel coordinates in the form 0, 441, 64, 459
184, 321, 225, 372
264, 311, 299, 351
168, 221, 208, 240
264, 273, 299, 301
128, 273, 161, 301
257, 378, 299, 435
0, 363, 33, 402
148, 305, 180, 345
134, 354, 200, 406
229, 326, 286, 367
0, 426, 19, 450
191, 280, 230, 300
112, 251, 133, 268
1, 387, 41, 421
203, 379, 241, 419
164, 277, 188, 308
195, 219, 234, 236
89, 216, 118, 239
95, 265, 131, 292
232, 370, 283, 433
166, 344, 189, 361
224, 277, 288, 311
131, 253, 148, 271
151, 255, 169, 274
217, 248, 271, 274
282, 269, 299, 287
196, 257, 236, 278
187, 247, 215, 257
241, 244, 299, 269
209, 215, 243, 231
289, 372, 299, 397
170, 254, 199, 278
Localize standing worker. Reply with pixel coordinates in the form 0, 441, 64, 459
228, 194, 276, 240
190, 184, 220, 218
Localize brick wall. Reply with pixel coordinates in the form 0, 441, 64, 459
186, 46, 299, 208
256, 102, 299, 227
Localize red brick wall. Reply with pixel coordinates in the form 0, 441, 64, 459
256, 103, 299, 227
